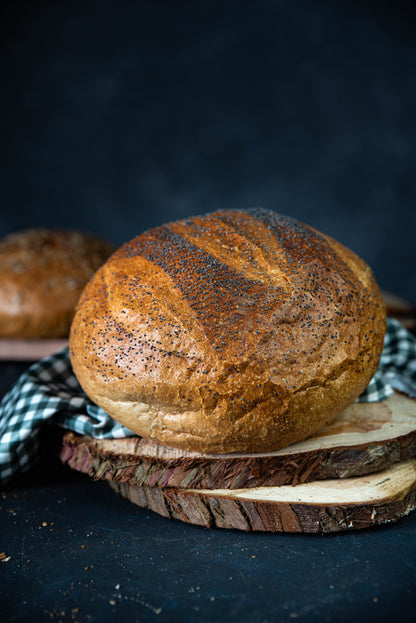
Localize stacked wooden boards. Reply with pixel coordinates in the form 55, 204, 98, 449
59, 391, 416, 533
10, 291, 412, 532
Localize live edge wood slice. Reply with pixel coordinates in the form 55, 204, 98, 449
59, 391, 416, 533
60, 392, 416, 489
108, 458, 416, 533
0, 338, 68, 361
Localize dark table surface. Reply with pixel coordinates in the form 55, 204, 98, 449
1, 360, 416, 623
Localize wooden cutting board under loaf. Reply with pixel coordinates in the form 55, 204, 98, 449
59, 391, 416, 533
109, 459, 416, 533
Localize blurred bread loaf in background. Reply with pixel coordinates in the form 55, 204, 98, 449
0, 228, 115, 338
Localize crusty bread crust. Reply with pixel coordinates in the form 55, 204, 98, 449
70, 209, 386, 453
0, 229, 115, 338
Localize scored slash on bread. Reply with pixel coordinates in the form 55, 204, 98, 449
59, 209, 416, 531
69, 209, 386, 454
0, 290, 412, 361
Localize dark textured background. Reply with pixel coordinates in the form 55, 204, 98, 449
1, 0, 416, 303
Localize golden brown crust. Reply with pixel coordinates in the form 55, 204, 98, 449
0, 229, 115, 338
69, 209, 386, 453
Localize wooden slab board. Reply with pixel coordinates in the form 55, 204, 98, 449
0, 338, 68, 360
382, 291, 416, 332
60, 391, 416, 489
108, 458, 416, 533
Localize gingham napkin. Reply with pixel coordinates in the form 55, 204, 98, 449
1, 318, 416, 485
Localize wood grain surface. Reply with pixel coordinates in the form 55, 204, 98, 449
108, 458, 416, 533
0, 338, 68, 360
59, 391, 416, 489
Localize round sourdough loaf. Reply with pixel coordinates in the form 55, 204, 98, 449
70, 209, 386, 453
0, 229, 115, 338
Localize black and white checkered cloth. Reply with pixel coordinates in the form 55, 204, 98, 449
0, 351, 133, 485
1, 317, 416, 485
